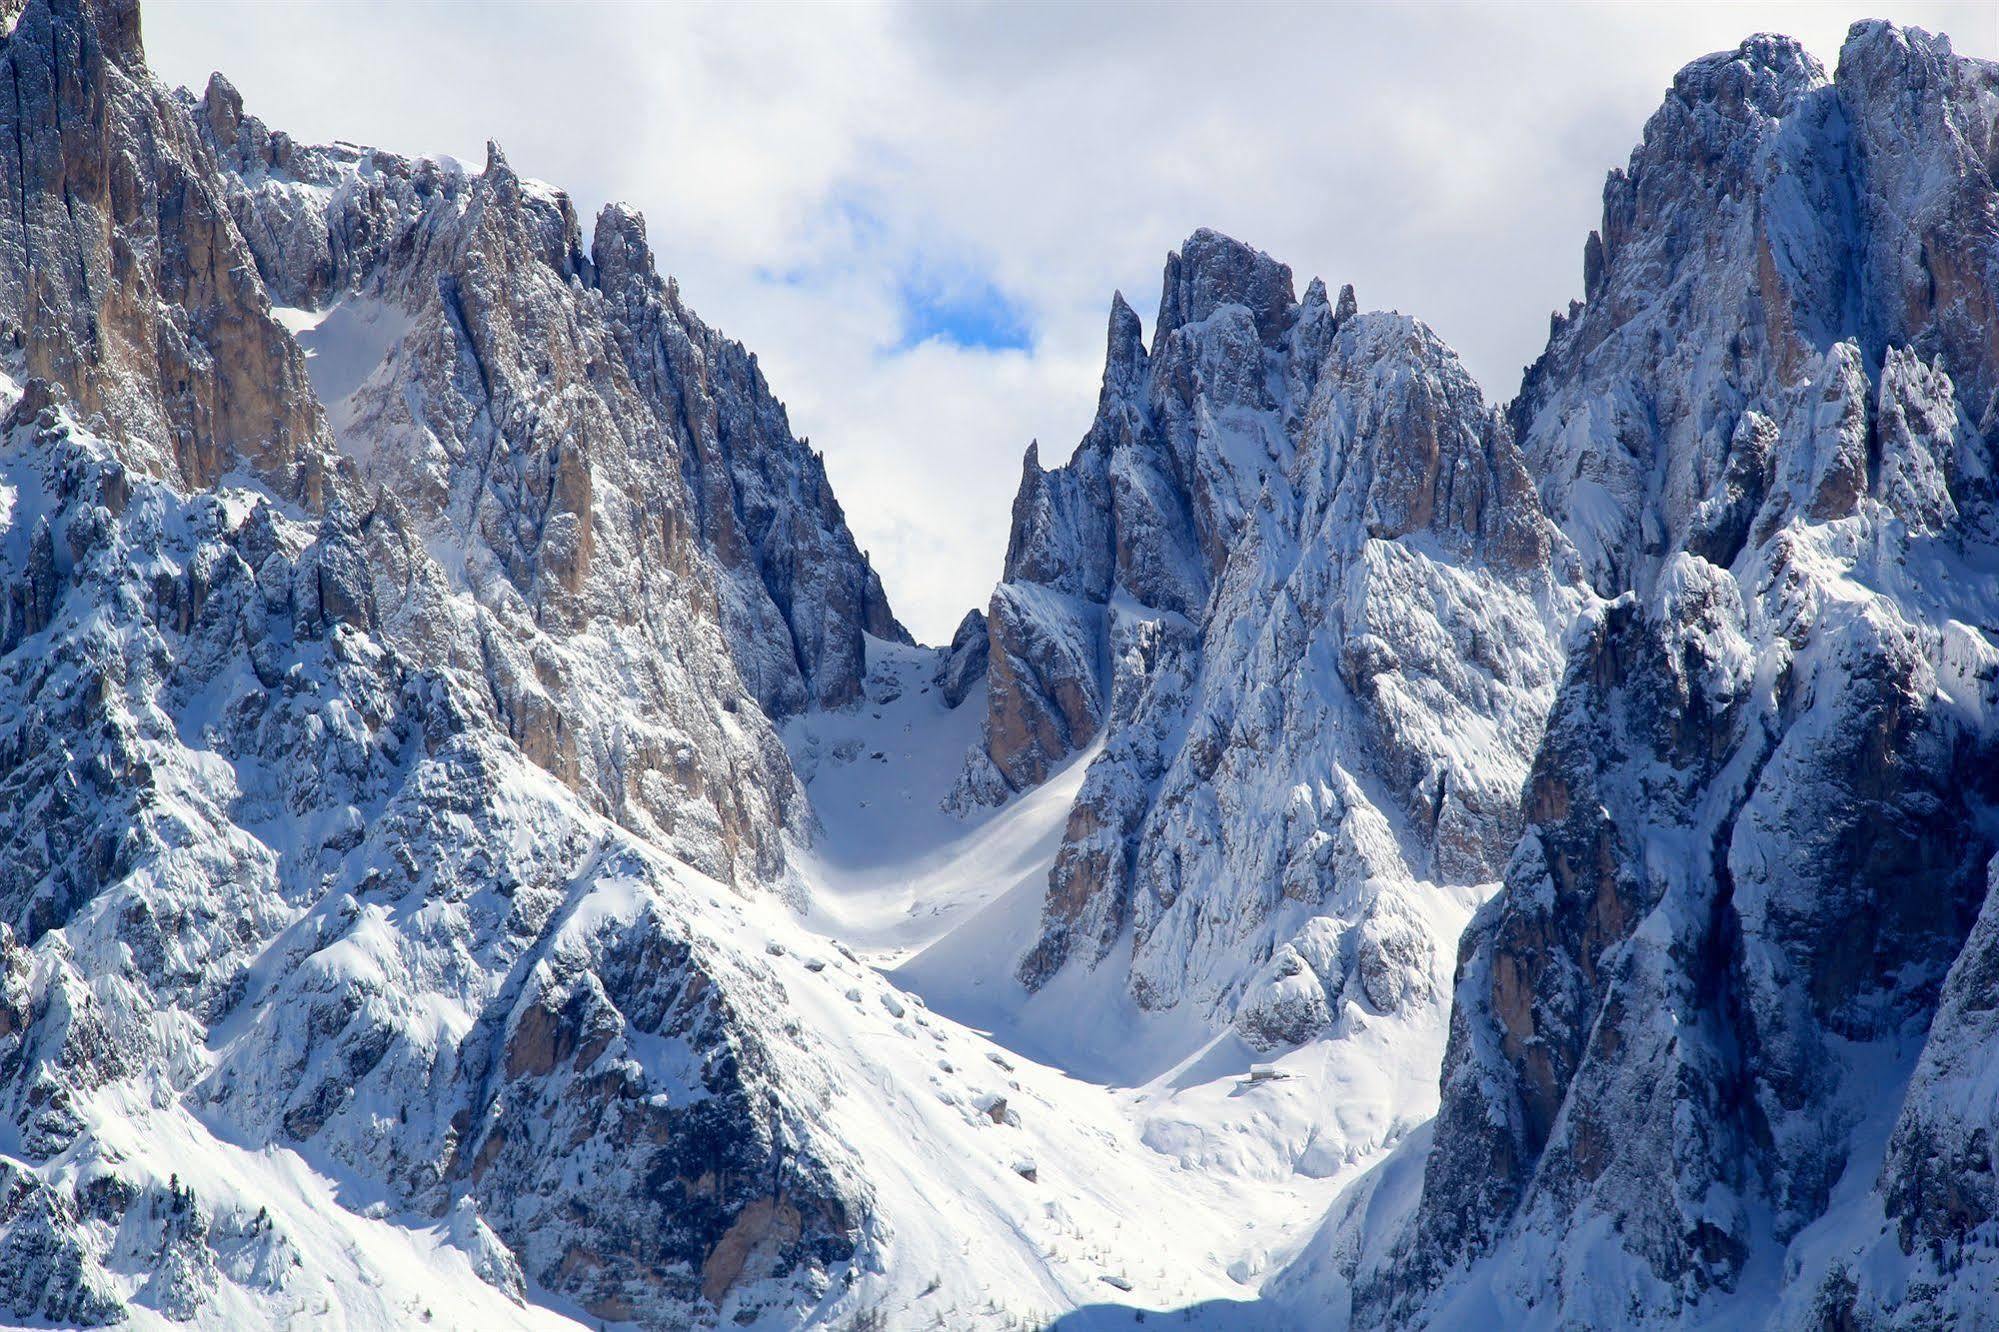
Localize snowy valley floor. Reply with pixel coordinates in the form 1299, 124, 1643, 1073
773, 639, 1462, 1330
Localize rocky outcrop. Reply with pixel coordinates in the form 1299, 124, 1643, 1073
0, 0, 327, 501
0, 2, 896, 1326
1375, 25, 1999, 1328
193, 76, 905, 719
965, 231, 1577, 1071
589, 202, 907, 709
934, 607, 989, 708
176, 76, 913, 886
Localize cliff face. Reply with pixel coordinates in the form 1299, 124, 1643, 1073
0, 1, 901, 1324
1367, 24, 1999, 1329
187, 73, 905, 883
198, 74, 906, 715
5, 2, 1999, 1328
961, 231, 1579, 1080
0, 0, 326, 499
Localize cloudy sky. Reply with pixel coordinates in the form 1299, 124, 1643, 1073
146, 1, 1994, 643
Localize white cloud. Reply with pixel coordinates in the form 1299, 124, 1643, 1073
141, 0, 1996, 641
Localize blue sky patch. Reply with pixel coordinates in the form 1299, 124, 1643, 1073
756, 188, 1035, 354
894, 268, 1034, 353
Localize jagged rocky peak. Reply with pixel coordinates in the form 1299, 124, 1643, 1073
1374, 21, 1999, 1329
582, 195, 909, 709
967, 233, 1355, 801
1836, 20, 1999, 472
0, 0, 330, 501
211, 103, 804, 882
189, 60, 903, 698
0, 1, 910, 1323
1519, 21, 1999, 599
1334, 280, 1358, 325
959, 228, 1577, 1100
1156, 226, 1297, 344
173, 58, 918, 884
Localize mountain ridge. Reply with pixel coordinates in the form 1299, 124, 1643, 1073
0, 3, 1994, 1329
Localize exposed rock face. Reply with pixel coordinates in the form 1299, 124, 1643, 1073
0, 382, 860, 1328
965, 231, 1577, 1061
195, 75, 904, 717
934, 607, 989, 708
0, 0, 328, 501
0, 1, 895, 1325
588, 202, 909, 713
1877, 856, 1999, 1313
184, 77, 905, 887
1373, 25, 1999, 1328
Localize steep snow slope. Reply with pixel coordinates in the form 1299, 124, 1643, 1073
782, 640, 1438, 1315
783, 637, 1064, 965
780, 638, 1485, 1304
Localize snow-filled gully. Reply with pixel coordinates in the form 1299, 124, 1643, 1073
770, 639, 1430, 1327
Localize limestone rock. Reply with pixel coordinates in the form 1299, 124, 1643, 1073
1375, 25, 1999, 1328
967, 231, 1578, 1070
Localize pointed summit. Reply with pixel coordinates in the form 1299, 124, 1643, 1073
1155, 228, 1296, 346
200, 71, 243, 142
590, 201, 656, 296
1102, 291, 1148, 400
1335, 282, 1358, 326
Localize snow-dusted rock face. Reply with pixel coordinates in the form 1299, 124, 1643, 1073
0, 386, 860, 1328
964, 231, 1578, 1055
184, 72, 905, 886
934, 606, 989, 708
1515, 25, 1999, 598
195, 66, 905, 724
1371, 25, 1999, 1329
0, 0, 904, 1324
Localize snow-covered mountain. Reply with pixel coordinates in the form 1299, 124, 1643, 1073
1344, 23, 1999, 1331
1, 1, 1996, 1329
958, 230, 1577, 1055
0, 0, 903, 1322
